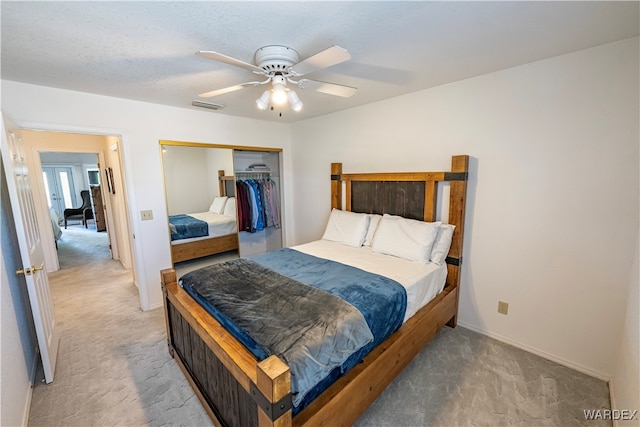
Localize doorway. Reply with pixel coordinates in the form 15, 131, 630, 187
21, 130, 134, 278
4, 122, 138, 390
40, 151, 112, 269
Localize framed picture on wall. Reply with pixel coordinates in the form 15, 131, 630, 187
105, 167, 115, 194
108, 168, 115, 194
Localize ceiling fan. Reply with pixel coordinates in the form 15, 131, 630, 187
196, 45, 357, 112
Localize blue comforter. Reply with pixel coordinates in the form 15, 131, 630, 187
169, 214, 208, 241
251, 249, 407, 358
179, 248, 407, 411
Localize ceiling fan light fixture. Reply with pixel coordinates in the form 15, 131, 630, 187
288, 90, 303, 112
271, 86, 288, 105
256, 90, 270, 110
271, 76, 288, 105
198, 45, 357, 115
271, 87, 287, 105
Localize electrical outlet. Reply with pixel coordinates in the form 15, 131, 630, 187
498, 301, 509, 315
140, 210, 153, 221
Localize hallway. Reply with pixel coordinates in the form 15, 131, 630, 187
55, 223, 110, 269
28, 226, 210, 426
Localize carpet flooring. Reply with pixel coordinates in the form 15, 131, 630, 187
29, 228, 612, 426
55, 223, 111, 269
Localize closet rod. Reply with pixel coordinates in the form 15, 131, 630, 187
235, 171, 272, 178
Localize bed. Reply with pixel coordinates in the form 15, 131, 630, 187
161, 155, 469, 426
50, 208, 62, 249
170, 171, 239, 263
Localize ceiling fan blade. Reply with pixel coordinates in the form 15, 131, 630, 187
197, 51, 264, 74
198, 81, 261, 98
289, 45, 351, 76
297, 79, 357, 98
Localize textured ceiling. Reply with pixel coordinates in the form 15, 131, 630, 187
2, 1, 638, 123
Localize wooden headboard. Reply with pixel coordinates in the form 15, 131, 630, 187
330, 155, 469, 325
218, 170, 236, 197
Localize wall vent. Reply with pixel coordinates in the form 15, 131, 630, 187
192, 100, 225, 110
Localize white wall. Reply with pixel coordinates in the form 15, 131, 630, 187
103, 136, 133, 269
1, 81, 293, 313
290, 38, 639, 379
163, 145, 211, 215
205, 147, 234, 200
163, 145, 235, 215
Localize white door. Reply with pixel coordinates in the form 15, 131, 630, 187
42, 166, 78, 219
1, 113, 59, 383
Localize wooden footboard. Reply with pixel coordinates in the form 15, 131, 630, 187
171, 233, 239, 263
161, 268, 458, 427
162, 269, 291, 427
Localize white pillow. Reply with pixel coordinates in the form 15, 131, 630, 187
222, 197, 236, 217
430, 224, 456, 265
209, 196, 227, 214
363, 214, 382, 247
371, 214, 441, 263
322, 209, 370, 248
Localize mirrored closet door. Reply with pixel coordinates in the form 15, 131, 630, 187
161, 141, 284, 264
161, 143, 239, 265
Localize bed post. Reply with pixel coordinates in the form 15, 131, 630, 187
218, 169, 226, 196
256, 355, 292, 427
331, 163, 342, 210
160, 268, 177, 357
446, 155, 469, 327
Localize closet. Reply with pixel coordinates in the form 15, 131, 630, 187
233, 149, 282, 257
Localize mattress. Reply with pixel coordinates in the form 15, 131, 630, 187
292, 240, 448, 322
171, 211, 237, 245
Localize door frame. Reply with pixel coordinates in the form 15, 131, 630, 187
12, 120, 142, 306
15, 126, 135, 288
31, 148, 112, 271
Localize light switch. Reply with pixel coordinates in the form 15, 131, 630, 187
140, 210, 153, 221
498, 301, 509, 315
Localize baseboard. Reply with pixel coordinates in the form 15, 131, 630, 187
22, 348, 40, 426
457, 321, 611, 381
609, 378, 619, 427
22, 387, 33, 427
146, 302, 164, 311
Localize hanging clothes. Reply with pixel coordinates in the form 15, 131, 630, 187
235, 175, 280, 233
235, 181, 252, 232
246, 179, 264, 232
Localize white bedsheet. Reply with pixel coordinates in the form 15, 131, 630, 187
50, 208, 62, 241
292, 240, 447, 323
172, 211, 237, 245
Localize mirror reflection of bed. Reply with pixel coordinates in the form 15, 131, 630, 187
162, 143, 284, 275
162, 144, 239, 274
